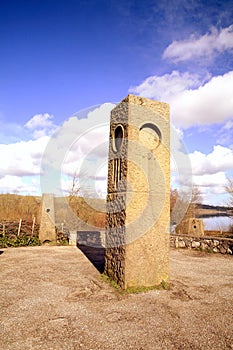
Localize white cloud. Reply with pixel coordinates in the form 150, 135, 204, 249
0, 175, 39, 194
40, 103, 115, 196
0, 104, 114, 196
130, 70, 202, 101
171, 72, 233, 127
216, 118, 233, 146
130, 70, 233, 128
189, 145, 233, 176
170, 125, 191, 175
58, 103, 114, 176
0, 136, 50, 178
1, 101, 232, 205
163, 24, 233, 62
193, 172, 227, 189
192, 172, 228, 206
173, 145, 233, 205
0, 113, 58, 194
24, 113, 57, 139
25, 113, 54, 129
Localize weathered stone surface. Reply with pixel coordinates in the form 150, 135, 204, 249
178, 241, 186, 248
184, 239, 192, 248
176, 218, 204, 236
105, 94, 170, 288
219, 246, 226, 254
39, 193, 57, 243
191, 241, 201, 248
201, 242, 208, 250
170, 234, 233, 255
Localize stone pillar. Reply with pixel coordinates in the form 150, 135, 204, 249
104, 94, 170, 289
187, 218, 204, 236
39, 193, 57, 243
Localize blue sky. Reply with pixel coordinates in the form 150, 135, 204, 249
0, 0, 233, 205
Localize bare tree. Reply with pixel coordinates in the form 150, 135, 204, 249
170, 185, 202, 225
191, 185, 202, 205
170, 189, 191, 225
190, 185, 202, 217
225, 178, 233, 234
68, 171, 80, 206
225, 177, 233, 207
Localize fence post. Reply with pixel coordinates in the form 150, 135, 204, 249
32, 216, 36, 235
17, 219, 22, 236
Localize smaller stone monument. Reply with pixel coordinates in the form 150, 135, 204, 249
176, 218, 204, 236
39, 193, 57, 243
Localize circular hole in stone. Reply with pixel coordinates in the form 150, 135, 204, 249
139, 123, 161, 150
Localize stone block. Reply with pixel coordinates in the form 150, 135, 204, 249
191, 241, 201, 248
178, 241, 186, 248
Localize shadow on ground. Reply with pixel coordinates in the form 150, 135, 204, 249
77, 244, 105, 273
76, 231, 106, 273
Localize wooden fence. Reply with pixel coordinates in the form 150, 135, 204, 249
0, 218, 39, 237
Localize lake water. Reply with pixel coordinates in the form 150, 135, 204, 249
202, 216, 233, 231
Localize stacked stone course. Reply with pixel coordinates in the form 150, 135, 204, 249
170, 234, 233, 254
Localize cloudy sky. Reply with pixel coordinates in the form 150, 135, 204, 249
0, 0, 233, 205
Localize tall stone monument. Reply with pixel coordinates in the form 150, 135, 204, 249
104, 94, 170, 289
39, 193, 57, 243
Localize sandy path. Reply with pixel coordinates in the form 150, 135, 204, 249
0, 246, 233, 350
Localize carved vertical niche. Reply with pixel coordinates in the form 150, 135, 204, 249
112, 124, 124, 190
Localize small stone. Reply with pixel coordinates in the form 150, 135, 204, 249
185, 239, 192, 248
219, 246, 226, 254
192, 241, 200, 249
222, 242, 229, 250
227, 248, 232, 254
201, 243, 208, 250
178, 241, 186, 248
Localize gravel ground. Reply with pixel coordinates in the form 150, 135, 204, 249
0, 245, 233, 350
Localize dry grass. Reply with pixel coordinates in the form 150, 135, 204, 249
0, 194, 106, 229
0, 194, 41, 221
